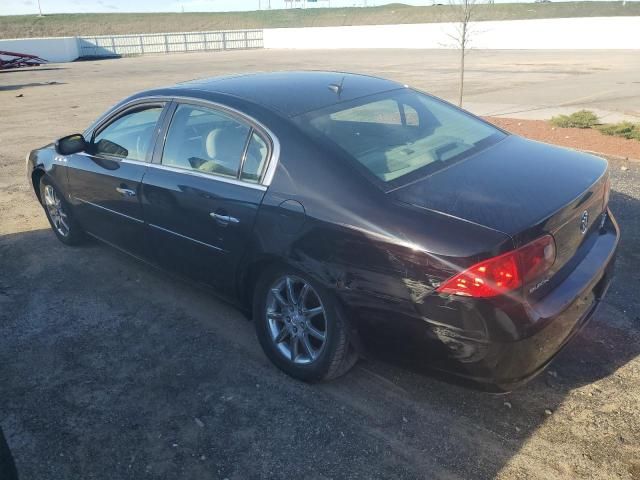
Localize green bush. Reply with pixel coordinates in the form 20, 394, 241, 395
597, 121, 640, 141
550, 110, 599, 129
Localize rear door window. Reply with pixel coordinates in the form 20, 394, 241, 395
162, 104, 251, 179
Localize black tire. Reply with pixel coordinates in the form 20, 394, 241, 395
0, 426, 18, 480
39, 176, 86, 246
253, 265, 358, 382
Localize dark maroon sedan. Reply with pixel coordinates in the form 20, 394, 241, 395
27, 71, 619, 390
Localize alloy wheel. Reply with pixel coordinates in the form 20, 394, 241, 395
43, 185, 70, 237
266, 275, 327, 365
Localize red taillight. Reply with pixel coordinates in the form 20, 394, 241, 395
437, 235, 556, 298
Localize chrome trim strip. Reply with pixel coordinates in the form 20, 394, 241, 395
75, 152, 266, 190
146, 163, 267, 191
149, 223, 227, 253
74, 197, 144, 223
76, 151, 149, 165
261, 126, 280, 187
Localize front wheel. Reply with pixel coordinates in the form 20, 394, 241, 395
254, 266, 357, 382
39, 176, 85, 245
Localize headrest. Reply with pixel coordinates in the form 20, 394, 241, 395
205, 127, 249, 163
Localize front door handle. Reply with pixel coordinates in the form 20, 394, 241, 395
210, 212, 240, 226
116, 187, 136, 197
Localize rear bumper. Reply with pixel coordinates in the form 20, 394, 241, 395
438, 208, 619, 391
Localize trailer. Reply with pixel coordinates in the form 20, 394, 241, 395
0, 50, 47, 70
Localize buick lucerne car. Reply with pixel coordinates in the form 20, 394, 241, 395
27, 72, 619, 390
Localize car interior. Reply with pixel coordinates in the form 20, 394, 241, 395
93, 107, 163, 162
162, 105, 268, 181
304, 94, 497, 183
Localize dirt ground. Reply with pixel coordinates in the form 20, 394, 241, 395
487, 117, 640, 161
1, 50, 639, 480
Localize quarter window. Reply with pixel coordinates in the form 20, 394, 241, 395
241, 132, 269, 183
93, 107, 163, 161
162, 104, 251, 179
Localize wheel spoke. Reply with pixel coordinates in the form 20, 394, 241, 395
286, 277, 297, 305
307, 324, 326, 341
267, 310, 283, 320
44, 187, 55, 206
301, 334, 316, 360
274, 327, 289, 344
303, 306, 324, 318
298, 283, 310, 307
58, 216, 70, 232
271, 288, 289, 308
289, 335, 298, 361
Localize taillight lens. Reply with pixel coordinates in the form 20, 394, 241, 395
603, 175, 611, 210
437, 235, 556, 298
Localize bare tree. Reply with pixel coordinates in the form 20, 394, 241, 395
448, 0, 477, 107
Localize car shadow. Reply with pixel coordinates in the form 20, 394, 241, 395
0, 81, 66, 92
0, 188, 638, 479
0, 67, 66, 75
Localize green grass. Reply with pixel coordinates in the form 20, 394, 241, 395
550, 110, 600, 129
549, 111, 640, 142
1, 2, 640, 39
597, 122, 640, 141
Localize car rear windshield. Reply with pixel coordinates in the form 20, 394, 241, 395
294, 89, 506, 188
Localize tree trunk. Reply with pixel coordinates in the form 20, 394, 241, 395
458, 25, 466, 107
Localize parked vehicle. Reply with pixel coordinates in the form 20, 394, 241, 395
27, 71, 619, 390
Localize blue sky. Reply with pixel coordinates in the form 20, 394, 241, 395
1, 0, 624, 15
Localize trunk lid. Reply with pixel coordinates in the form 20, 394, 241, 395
392, 135, 609, 294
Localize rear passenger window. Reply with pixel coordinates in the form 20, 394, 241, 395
162, 104, 250, 178
241, 132, 269, 183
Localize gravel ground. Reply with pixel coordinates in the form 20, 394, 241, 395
1, 51, 639, 480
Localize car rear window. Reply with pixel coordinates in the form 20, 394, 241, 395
294, 89, 506, 188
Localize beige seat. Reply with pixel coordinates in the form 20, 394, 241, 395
199, 127, 248, 176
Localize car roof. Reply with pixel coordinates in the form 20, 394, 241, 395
168, 71, 404, 118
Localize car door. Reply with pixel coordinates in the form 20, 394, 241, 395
66, 101, 167, 258
141, 100, 271, 294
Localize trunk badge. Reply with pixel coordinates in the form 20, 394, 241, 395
580, 210, 589, 235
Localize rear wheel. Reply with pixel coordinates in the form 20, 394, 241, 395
39, 177, 85, 245
254, 266, 357, 382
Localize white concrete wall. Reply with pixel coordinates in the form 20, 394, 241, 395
264, 17, 640, 50
0, 37, 79, 63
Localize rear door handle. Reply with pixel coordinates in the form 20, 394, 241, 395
210, 212, 240, 226
116, 187, 136, 197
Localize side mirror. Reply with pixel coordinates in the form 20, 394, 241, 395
55, 134, 87, 156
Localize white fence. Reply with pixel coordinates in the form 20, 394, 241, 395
0, 29, 263, 63
264, 17, 640, 50
78, 30, 263, 58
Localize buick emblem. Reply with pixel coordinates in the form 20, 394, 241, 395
579, 210, 589, 234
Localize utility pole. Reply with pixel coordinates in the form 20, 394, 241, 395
37, 0, 44, 16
